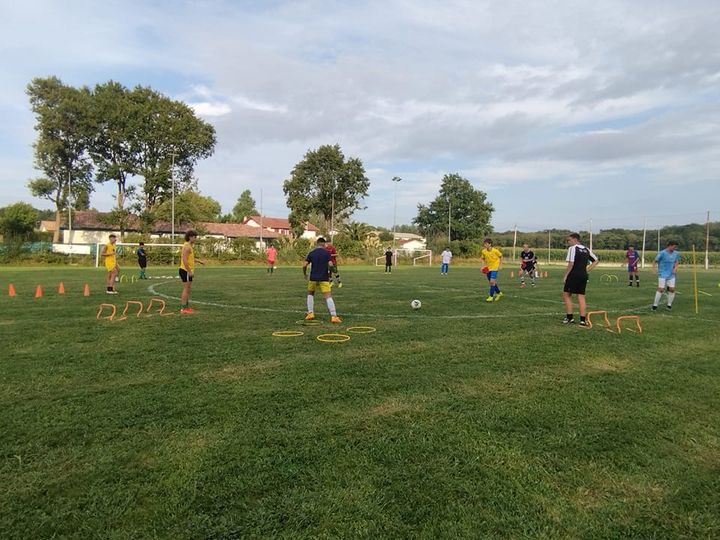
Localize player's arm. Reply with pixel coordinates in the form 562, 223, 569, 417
498, 253, 503, 270
302, 259, 310, 279
101, 245, 109, 258
672, 257, 680, 274
182, 245, 193, 276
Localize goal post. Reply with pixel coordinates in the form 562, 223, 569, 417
412, 249, 432, 266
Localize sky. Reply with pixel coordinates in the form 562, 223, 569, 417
1, 0, 719, 233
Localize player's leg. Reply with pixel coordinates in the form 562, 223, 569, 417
653, 278, 666, 310
519, 268, 525, 287
666, 278, 676, 309
306, 281, 316, 318
562, 291, 575, 323
486, 272, 494, 301
334, 267, 342, 287
321, 286, 340, 322
577, 294, 587, 324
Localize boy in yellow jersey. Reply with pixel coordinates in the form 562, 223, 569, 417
179, 230, 206, 314
101, 234, 119, 294
480, 238, 503, 302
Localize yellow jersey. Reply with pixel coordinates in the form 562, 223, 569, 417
180, 241, 195, 272
103, 242, 116, 270
481, 247, 503, 271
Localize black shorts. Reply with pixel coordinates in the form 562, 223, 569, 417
179, 268, 193, 282
564, 274, 588, 295
522, 264, 535, 273
138, 258, 147, 269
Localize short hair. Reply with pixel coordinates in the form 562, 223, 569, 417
483, 238, 492, 244
568, 233, 581, 241
666, 240, 678, 247
184, 230, 198, 241
316, 237, 326, 244
109, 234, 117, 239
139, 241, 144, 246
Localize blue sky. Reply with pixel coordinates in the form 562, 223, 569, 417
1, 0, 719, 232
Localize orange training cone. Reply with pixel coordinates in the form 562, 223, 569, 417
83, 283, 90, 297
8, 284, 16, 297
34, 285, 43, 298
58, 282, 65, 294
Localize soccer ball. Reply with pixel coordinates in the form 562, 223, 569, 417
411, 299, 422, 310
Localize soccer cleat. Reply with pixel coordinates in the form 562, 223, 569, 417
628, 283, 633, 287
338, 282, 343, 288
106, 290, 118, 294
304, 312, 315, 320
180, 308, 194, 314
562, 316, 575, 324
651, 305, 658, 311
579, 320, 588, 327
666, 305, 672, 310
486, 296, 494, 302
329, 282, 334, 288
330, 316, 342, 323
494, 294, 502, 302
531, 283, 536, 287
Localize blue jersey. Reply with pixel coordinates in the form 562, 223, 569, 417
655, 249, 679, 279
306, 247, 331, 281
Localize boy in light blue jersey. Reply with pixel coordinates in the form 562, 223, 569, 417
652, 240, 680, 311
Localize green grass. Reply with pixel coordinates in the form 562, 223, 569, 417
1, 264, 719, 539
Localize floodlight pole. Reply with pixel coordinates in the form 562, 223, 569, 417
589, 218, 593, 252
392, 176, 401, 247
331, 176, 335, 243
67, 170, 72, 246
259, 188, 263, 249
170, 152, 177, 244
447, 198, 452, 245
641, 217, 647, 269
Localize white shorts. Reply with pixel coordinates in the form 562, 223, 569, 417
658, 277, 676, 289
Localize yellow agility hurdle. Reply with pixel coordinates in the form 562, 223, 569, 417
118, 300, 144, 321
586, 310, 611, 329
616, 315, 642, 334
96, 303, 117, 321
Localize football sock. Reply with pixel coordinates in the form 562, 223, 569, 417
667, 292, 675, 306
326, 297, 337, 317
489, 286, 494, 296
520, 277, 525, 284
580, 316, 586, 322
493, 285, 501, 295
107, 286, 113, 292
335, 274, 341, 284
653, 291, 663, 306
306, 295, 314, 313
566, 314, 573, 320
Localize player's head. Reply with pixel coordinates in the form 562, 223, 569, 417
109, 234, 117, 244
522, 243, 529, 250
185, 230, 198, 243
483, 238, 493, 248
139, 241, 144, 246
316, 237, 326, 246
567, 233, 581, 244
666, 240, 678, 251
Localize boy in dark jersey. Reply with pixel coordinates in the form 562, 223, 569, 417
519, 243, 536, 288
562, 233, 599, 326
303, 237, 341, 323
626, 245, 640, 287
384, 247, 393, 273
136, 242, 147, 280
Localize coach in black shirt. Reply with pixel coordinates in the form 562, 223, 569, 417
562, 233, 599, 326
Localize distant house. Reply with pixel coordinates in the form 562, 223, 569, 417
243, 215, 320, 240
397, 238, 427, 251
43, 211, 278, 247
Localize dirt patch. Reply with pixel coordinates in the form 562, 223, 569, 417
368, 396, 425, 418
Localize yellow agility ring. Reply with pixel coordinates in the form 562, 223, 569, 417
272, 331, 304, 337
296, 319, 322, 326
316, 333, 350, 343
346, 326, 377, 334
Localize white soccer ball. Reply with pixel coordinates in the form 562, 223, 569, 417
411, 299, 422, 310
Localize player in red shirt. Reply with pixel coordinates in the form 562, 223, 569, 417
325, 242, 342, 288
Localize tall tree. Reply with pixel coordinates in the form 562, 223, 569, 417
283, 144, 370, 236
342, 221, 372, 241
414, 173, 494, 241
0, 203, 38, 240
232, 189, 258, 222
26, 77, 94, 242
154, 189, 222, 224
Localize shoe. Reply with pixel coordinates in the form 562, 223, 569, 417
562, 317, 575, 324
520, 283, 525, 288
329, 282, 334, 288
666, 305, 672, 311
330, 316, 342, 324
531, 283, 536, 287
106, 290, 118, 294
180, 308, 194, 314
628, 283, 633, 287
494, 294, 502, 302
486, 296, 494, 302
651, 305, 658, 311
338, 282, 343, 288
579, 320, 588, 327
636, 283, 640, 287
305, 312, 315, 320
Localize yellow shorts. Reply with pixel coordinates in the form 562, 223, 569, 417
105, 262, 117, 272
307, 280, 331, 294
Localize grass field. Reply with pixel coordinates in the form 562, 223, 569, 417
1, 264, 719, 539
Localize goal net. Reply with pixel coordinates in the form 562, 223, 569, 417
374, 249, 432, 266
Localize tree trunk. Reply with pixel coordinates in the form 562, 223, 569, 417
53, 208, 61, 243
